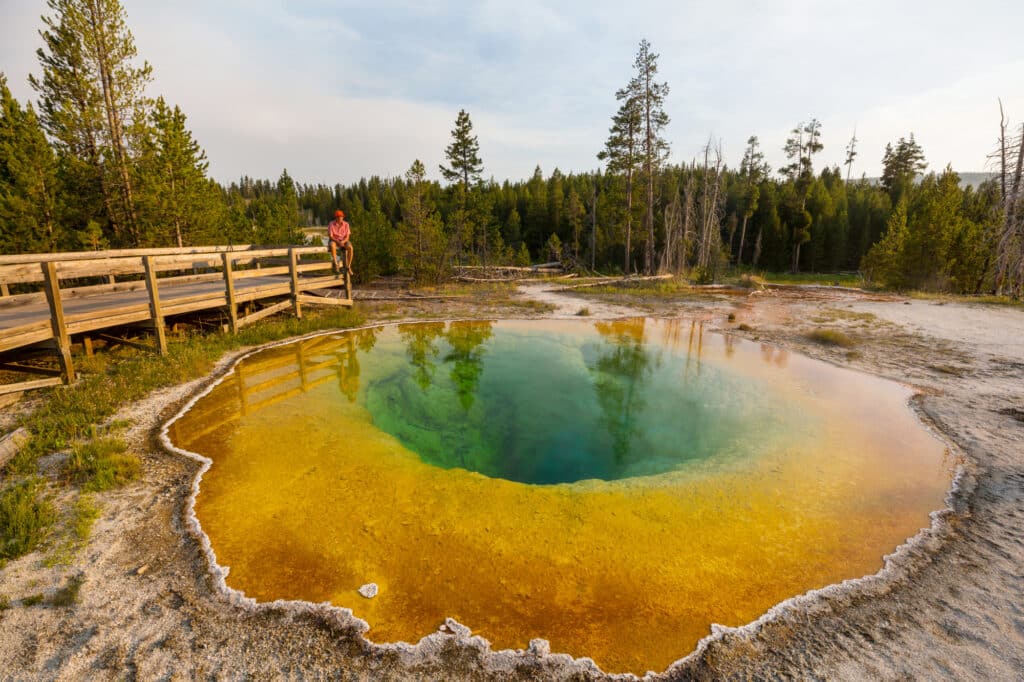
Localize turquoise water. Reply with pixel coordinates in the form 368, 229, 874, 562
361, 319, 795, 484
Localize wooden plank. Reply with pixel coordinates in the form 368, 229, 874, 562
233, 265, 290, 279
0, 328, 53, 354
236, 299, 291, 329
94, 332, 160, 353
296, 294, 354, 307
232, 282, 293, 302
66, 308, 152, 335
41, 261, 75, 383
160, 290, 230, 310
0, 244, 258, 266
0, 426, 30, 468
289, 248, 301, 321
0, 378, 61, 397
160, 296, 229, 318
143, 256, 168, 355
222, 252, 238, 333
0, 363, 62, 377
297, 274, 349, 291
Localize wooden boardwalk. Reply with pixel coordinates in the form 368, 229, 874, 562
0, 245, 352, 394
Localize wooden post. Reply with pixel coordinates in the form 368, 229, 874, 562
288, 247, 302, 320
344, 267, 352, 301
143, 256, 168, 355
1, 281, 9, 296
221, 252, 238, 333
40, 261, 75, 384
83, 336, 94, 357
236, 363, 249, 416
296, 340, 308, 392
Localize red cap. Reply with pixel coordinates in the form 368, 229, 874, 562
335, 210, 345, 218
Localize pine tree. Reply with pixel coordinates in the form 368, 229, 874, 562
439, 109, 486, 263
781, 118, 824, 271
0, 73, 61, 253
862, 200, 909, 287
736, 135, 769, 266
439, 109, 483, 204
598, 93, 641, 273
566, 187, 585, 261
844, 129, 858, 183
136, 97, 220, 246
881, 134, 927, 204
31, 0, 153, 246
628, 39, 670, 274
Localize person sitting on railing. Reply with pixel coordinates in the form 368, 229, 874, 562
328, 209, 355, 276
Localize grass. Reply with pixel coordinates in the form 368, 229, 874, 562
755, 271, 865, 287
576, 307, 591, 316
0, 594, 9, 610
64, 438, 140, 492
0, 479, 55, 560
907, 291, 1024, 307
73, 495, 101, 541
806, 328, 859, 348
575, 277, 697, 297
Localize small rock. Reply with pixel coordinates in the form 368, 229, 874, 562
358, 583, 378, 599
135, 564, 149, 576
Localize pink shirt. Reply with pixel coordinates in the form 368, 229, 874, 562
328, 218, 350, 243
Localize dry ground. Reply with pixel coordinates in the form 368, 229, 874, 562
1, 280, 1022, 680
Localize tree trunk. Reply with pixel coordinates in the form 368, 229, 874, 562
625, 169, 633, 274
87, 0, 140, 245
737, 213, 749, 268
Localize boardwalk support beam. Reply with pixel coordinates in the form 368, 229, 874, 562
289, 248, 302, 320
143, 256, 168, 355
40, 261, 75, 384
221, 252, 238, 333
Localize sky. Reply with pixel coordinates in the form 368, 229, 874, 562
1, 0, 1022, 185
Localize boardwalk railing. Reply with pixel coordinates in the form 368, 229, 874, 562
0, 244, 352, 395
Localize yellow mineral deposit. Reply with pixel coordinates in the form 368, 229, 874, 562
169, 320, 951, 675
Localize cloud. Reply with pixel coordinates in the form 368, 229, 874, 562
3, 0, 1023, 184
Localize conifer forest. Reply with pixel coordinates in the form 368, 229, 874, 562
2, 0, 1023, 297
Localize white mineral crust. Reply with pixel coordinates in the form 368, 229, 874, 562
358, 583, 378, 599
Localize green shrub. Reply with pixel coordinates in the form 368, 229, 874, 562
65, 438, 140, 492
73, 495, 101, 540
22, 593, 44, 607
0, 479, 55, 559
806, 329, 859, 348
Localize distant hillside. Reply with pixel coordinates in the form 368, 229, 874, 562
956, 172, 998, 189
863, 171, 996, 189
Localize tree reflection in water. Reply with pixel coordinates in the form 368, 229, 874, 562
397, 322, 447, 391
334, 327, 380, 402
589, 319, 657, 465
443, 321, 494, 411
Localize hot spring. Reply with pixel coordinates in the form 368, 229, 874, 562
167, 319, 951, 674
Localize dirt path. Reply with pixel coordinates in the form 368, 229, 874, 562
1, 287, 1022, 680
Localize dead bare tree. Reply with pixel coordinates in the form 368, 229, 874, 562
696, 139, 725, 280
994, 100, 1024, 298
659, 185, 683, 273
